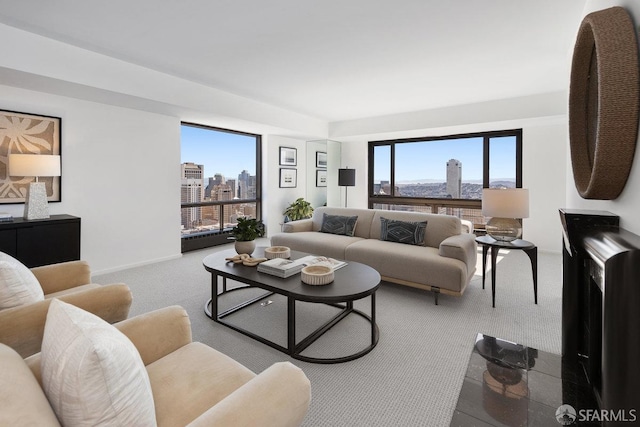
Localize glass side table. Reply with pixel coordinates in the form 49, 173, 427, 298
475, 235, 538, 308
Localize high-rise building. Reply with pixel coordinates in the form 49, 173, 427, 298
181, 163, 204, 230
204, 174, 224, 199
446, 159, 462, 199
212, 184, 234, 227
238, 170, 255, 199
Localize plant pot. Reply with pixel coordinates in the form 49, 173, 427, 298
234, 240, 256, 255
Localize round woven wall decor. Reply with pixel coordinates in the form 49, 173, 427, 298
568, 6, 640, 200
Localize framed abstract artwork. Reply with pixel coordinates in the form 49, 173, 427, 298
0, 110, 62, 204
316, 169, 327, 187
279, 168, 297, 188
279, 147, 297, 166
316, 151, 327, 168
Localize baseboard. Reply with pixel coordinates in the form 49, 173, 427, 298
92, 253, 183, 276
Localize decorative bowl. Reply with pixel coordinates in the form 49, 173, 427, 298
301, 264, 334, 285
264, 246, 291, 259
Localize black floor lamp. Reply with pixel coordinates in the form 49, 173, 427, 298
338, 168, 356, 207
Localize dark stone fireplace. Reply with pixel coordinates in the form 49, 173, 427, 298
560, 209, 640, 425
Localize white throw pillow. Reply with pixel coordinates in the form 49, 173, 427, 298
41, 299, 157, 427
0, 251, 44, 309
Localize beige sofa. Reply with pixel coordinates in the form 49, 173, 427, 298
0, 305, 311, 427
0, 260, 132, 358
271, 207, 477, 304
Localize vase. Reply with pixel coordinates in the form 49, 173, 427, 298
234, 240, 256, 255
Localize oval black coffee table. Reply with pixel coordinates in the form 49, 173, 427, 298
203, 247, 381, 364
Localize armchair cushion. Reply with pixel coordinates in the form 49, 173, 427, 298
147, 342, 255, 426
4, 305, 311, 427
0, 251, 44, 309
41, 299, 156, 426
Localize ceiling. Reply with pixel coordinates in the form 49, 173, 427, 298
0, 0, 587, 122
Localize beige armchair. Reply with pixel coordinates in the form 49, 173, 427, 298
0, 260, 132, 358
1, 305, 311, 427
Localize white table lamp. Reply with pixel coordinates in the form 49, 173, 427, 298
9, 154, 61, 220
482, 188, 529, 242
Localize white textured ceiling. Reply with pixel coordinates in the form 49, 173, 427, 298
0, 0, 586, 122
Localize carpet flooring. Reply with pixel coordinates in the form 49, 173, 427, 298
95, 238, 562, 427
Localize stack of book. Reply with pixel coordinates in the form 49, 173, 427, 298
0, 212, 13, 223
257, 255, 347, 278
257, 258, 306, 278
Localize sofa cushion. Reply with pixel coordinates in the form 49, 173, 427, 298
0, 251, 44, 309
346, 239, 469, 293
311, 207, 376, 238
320, 213, 358, 237
41, 299, 156, 426
271, 231, 364, 260
380, 217, 427, 245
147, 342, 256, 427
371, 210, 461, 248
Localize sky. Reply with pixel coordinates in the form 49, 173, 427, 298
374, 136, 517, 183
180, 125, 257, 180
181, 124, 517, 183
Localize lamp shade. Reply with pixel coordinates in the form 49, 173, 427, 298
9, 154, 61, 178
338, 168, 356, 187
482, 188, 529, 218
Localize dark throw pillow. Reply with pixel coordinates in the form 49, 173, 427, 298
380, 217, 427, 246
320, 213, 358, 237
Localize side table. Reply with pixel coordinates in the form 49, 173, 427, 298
475, 235, 537, 308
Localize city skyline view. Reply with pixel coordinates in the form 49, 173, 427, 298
374, 136, 517, 183
181, 125, 257, 180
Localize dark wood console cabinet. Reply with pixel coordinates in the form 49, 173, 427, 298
0, 214, 81, 268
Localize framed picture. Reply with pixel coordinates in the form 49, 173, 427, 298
316, 151, 327, 168
279, 168, 297, 188
316, 169, 327, 187
0, 110, 62, 204
279, 147, 297, 166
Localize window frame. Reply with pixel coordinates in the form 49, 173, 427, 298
367, 129, 522, 228
180, 122, 262, 251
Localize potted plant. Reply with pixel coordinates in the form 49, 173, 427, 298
230, 217, 265, 255
283, 198, 314, 222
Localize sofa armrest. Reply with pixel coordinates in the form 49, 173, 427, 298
0, 283, 132, 358
115, 305, 192, 366
460, 219, 474, 234
186, 361, 311, 427
31, 260, 92, 295
439, 233, 478, 270
0, 344, 61, 426
281, 219, 313, 233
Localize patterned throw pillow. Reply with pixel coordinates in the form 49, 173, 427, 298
0, 251, 44, 309
380, 217, 427, 245
320, 213, 358, 237
41, 299, 157, 427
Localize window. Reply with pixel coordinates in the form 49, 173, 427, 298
180, 123, 261, 252
368, 129, 522, 229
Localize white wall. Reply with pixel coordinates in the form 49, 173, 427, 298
523, 123, 567, 251
1, 84, 181, 274
565, 1, 640, 236
263, 135, 307, 237
0, 23, 329, 273
333, 95, 568, 252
